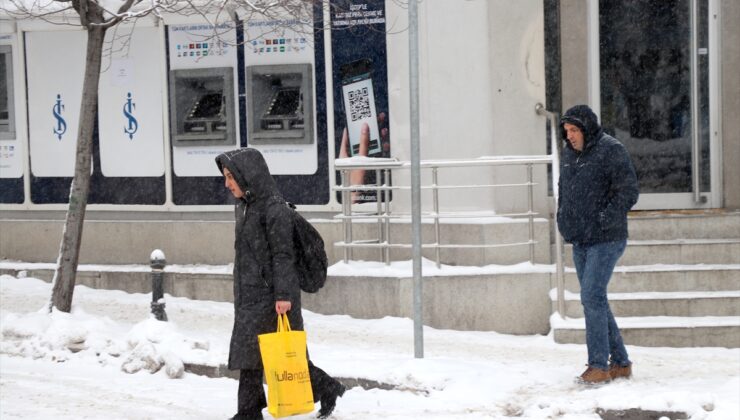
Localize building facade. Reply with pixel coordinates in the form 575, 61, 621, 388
1, 0, 738, 264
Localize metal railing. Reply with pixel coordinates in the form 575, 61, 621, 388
333, 104, 566, 317
334, 156, 550, 264
536, 103, 566, 318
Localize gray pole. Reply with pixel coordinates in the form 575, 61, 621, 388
150, 249, 168, 322
409, 0, 423, 358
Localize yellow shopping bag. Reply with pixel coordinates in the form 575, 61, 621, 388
258, 314, 314, 418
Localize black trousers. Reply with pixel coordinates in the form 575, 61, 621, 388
237, 361, 339, 418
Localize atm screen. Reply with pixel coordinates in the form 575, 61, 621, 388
189, 92, 224, 119
266, 88, 300, 117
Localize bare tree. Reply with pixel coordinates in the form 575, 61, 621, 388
0, 0, 332, 313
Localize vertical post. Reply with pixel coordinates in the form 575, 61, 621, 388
527, 164, 535, 263
341, 169, 352, 263
150, 249, 167, 322
432, 167, 441, 268
409, 0, 424, 358
551, 126, 566, 319
535, 103, 565, 318
384, 169, 392, 265
376, 168, 384, 261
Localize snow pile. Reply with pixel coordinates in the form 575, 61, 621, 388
0, 284, 209, 379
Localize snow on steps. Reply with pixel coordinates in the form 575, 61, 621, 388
561, 238, 740, 265
550, 313, 740, 348
550, 262, 740, 348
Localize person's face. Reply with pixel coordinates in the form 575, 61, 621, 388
223, 167, 244, 198
563, 123, 585, 151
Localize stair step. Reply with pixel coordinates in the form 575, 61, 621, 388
562, 264, 740, 293
551, 315, 740, 348
551, 289, 740, 317
555, 289, 740, 301
561, 239, 740, 265
564, 264, 740, 292
627, 211, 740, 240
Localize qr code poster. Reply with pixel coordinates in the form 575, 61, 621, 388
331, 0, 391, 204
348, 87, 372, 121
337, 65, 391, 204
341, 78, 381, 157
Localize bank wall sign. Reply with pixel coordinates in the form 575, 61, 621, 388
123, 92, 138, 140
26, 30, 84, 178
97, 26, 166, 177
52, 94, 67, 141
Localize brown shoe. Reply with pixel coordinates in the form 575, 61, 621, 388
578, 365, 611, 385
609, 363, 632, 380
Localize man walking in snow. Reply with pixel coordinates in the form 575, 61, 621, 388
557, 104, 639, 385
216, 148, 345, 420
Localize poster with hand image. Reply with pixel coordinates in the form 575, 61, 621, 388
331, 0, 390, 205
340, 58, 381, 157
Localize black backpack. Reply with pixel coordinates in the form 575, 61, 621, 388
287, 202, 328, 293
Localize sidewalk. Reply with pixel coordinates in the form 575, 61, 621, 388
2, 273, 738, 419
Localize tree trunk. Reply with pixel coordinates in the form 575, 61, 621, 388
50, 26, 107, 313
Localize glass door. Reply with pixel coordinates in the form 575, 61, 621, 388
598, 0, 719, 209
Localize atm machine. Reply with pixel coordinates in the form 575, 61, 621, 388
243, 21, 318, 176
166, 14, 328, 205
246, 63, 313, 146
166, 23, 240, 204
169, 67, 235, 147
0, 36, 22, 204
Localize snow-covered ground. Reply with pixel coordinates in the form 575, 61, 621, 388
1, 273, 738, 420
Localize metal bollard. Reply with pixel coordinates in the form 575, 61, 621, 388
150, 249, 168, 321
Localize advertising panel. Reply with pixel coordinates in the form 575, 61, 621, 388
98, 26, 165, 177
26, 30, 85, 178
330, 0, 391, 203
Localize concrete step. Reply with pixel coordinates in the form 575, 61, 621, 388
560, 239, 740, 266
0, 262, 555, 335
551, 315, 740, 348
0, 264, 235, 303
627, 210, 740, 240
335, 217, 551, 266
552, 290, 740, 317
561, 264, 740, 293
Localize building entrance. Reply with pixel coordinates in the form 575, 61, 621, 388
599, 0, 719, 209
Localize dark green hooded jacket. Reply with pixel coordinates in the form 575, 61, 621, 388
557, 105, 639, 245
216, 148, 303, 370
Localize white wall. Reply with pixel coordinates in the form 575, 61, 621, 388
488, 0, 548, 215
385, 0, 547, 214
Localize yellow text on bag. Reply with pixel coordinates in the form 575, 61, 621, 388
258, 313, 314, 418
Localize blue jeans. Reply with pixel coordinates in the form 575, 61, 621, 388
573, 240, 630, 370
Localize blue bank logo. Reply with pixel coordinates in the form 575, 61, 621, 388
123, 92, 138, 140
52, 94, 67, 141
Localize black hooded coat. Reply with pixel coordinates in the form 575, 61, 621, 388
215, 148, 304, 370
557, 105, 639, 245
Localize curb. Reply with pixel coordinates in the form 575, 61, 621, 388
182, 363, 428, 395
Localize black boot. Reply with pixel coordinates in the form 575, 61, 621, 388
229, 414, 263, 420
317, 382, 346, 419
